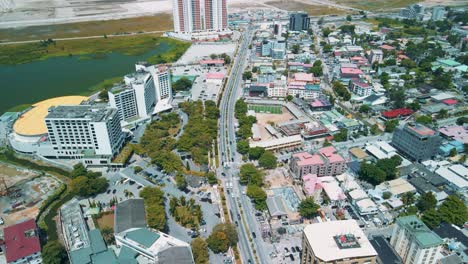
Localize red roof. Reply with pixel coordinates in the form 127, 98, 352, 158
4, 219, 41, 263
442, 99, 458, 105
382, 108, 413, 118
380, 44, 395, 50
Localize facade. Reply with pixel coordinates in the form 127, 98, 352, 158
44, 105, 125, 162
4, 219, 42, 264
109, 63, 172, 123
350, 81, 372, 97
370, 49, 384, 64
390, 216, 443, 264
289, 12, 310, 31
0, 112, 18, 146
392, 123, 442, 161
268, 77, 288, 98
431, 6, 446, 21
290, 146, 347, 178
301, 220, 377, 264
172, 0, 227, 33
399, 4, 425, 20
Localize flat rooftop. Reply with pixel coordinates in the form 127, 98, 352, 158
13, 96, 87, 136
46, 105, 116, 122
303, 220, 377, 262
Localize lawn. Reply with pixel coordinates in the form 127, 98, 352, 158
266, 1, 351, 16
0, 14, 173, 42
248, 104, 283, 114
0, 35, 191, 65
333, 0, 420, 11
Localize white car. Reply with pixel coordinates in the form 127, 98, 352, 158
0, 217, 4, 225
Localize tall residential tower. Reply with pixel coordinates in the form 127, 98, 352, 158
173, 0, 228, 33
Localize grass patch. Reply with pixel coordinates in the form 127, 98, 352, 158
0, 35, 190, 65
6, 104, 31, 112
334, 0, 420, 11
84, 76, 123, 96
0, 14, 173, 42
266, 1, 351, 16
248, 104, 282, 114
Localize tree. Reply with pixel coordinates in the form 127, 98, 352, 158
416, 192, 437, 212
237, 140, 250, 155
246, 185, 267, 210
298, 197, 320, 219
207, 223, 238, 253
206, 172, 217, 185
456, 117, 468, 125
258, 151, 277, 169
382, 192, 392, 200
70, 176, 108, 197
436, 109, 449, 119
449, 148, 457, 157
318, 17, 324, 25
286, 94, 294, 101
333, 128, 348, 142
323, 44, 333, 53
191, 237, 209, 264
438, 195, 468, 226
291, 44, 301, 54
359, 162, 386, 185
401, 192, 416, 206
239, 163, 263, 186
322, 27, 332, 37
359, 104, 370, 113
346, 15, 352, 21
98, 89, 109, 101
421, 209, 441, 229
384, 120, 399, 133
175, 173, 187, 190
415, 115, 433, 125
133, 166, 143, 174
248, 147, 265, 160
323, 140, 332, 147
71, 163, 87, 178
42, 240, 68, 264
140, 187, 167, 231
242, 71, 252, 80
172, 77, 193, 91
370, 124, 380, 135
332, 81, 351, 101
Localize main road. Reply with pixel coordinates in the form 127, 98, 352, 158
218, 24, 270, 264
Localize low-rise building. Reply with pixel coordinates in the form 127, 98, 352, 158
4, 219, 42, 264
290, 146, 347, 178
301, 220, 377, 264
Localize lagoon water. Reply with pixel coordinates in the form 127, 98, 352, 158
0, 42, 170, 114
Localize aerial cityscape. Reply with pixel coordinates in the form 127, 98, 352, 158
0, 0, 467, 264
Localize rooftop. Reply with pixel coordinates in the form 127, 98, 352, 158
4, 219, 41, 263
406, 123, 436, 137
114, 199, 147, 234
341, 67, 364, 75
369, 236, 402, 264
439, 125, 468, 144
396, 215, 443, 248
13, 96, 87, 136
46, 105, 117, 122
303, 220, 377, 262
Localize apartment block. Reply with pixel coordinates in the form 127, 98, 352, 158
290, 146, 347, 178
173, 0, 227, 33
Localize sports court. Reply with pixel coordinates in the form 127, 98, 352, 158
248, 104, 282, 114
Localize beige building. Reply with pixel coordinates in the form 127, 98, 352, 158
301, 220, 377, 264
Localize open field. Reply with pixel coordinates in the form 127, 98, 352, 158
0, 35, 190, 65
0, 15, 173, 43
255, 107, 295, 141
266, 1, 352, 15
0, 163, 39, 187
248, 104, 283, 114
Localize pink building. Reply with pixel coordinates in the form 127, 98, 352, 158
303, 173, 323, 201
290, 146, 347, 178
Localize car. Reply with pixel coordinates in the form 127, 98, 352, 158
0, 217, 4, 225
295, 246, 301, 252
106, 189, 111, 194
221, 172, 226, 176
291, 247, 296, 253
112, 189, 117, 194
231, 158, 234, 162
237, 213, 241, 220
251, 232, 256, 238
284, 247, 289, 252
290, 254, 295, 261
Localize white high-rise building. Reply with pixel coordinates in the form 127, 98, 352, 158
109, 63, 172, 123
431, 6, 446, 21
45, 105, 125, 161
390, 216, 443, 264
172, 0, 228, 33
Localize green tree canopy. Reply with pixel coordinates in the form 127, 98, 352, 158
172, 77, 193, 91
298, 197, 320, 219
438, 195, 468, 226
191, 237, 209, 264
207, 223, 238, 253
239, 163, 264, 186
416, 192, 437, 212
258, 151, 277, 169
248, 147, 265, 160
246, 185, 267, 211
42, 240, 68, 264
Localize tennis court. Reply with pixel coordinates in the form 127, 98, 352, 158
248, 104, 282, 114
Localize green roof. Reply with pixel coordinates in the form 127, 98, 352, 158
89, 229, 107, 254
0, 112, 18, 121
125, 228, 160, 248
396, 215, 443, 248
70, 247, 93, 264
437, 59, 461, 67
91, 250, 118, 264
118, 246, 138, 264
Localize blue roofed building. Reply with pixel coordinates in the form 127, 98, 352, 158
439, 140, 464, 156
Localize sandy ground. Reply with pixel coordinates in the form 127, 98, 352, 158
0, 163, 39, 188
255, 107, 295, 141
264, 167, 292, 189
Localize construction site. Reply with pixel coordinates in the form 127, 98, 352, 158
0, 163, 59, 229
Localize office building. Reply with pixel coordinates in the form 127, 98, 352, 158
301, 220, 377, 264
350, 81, 373, 97
399, 4, 425, 20
431, 6, 446, 21
109, 63, 172, 123
392, 123, 442, 161
369, 49, 384, 64
290, 146, 347, 178
45, 105, 125, 162
4, 219, 42, 264
172, 0, 228, 33
390, 216, 443, 264
289, 12, 310, 31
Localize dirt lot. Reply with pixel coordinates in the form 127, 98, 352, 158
0, 163, 39, 188
266, 1, 352, 15
97, 213, 115, 230
255, 107, 295, 141
264, 167, 293, 189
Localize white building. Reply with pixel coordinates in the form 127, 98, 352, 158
390, 215, 443, 264
301, 220, 377, 264
431, 6, 446, 21
172, 0, 227, 33
369, 49, 383, 64
268, 77, 288, 98
115, 227, 194, 263
109, 63, 172, 124
44, 105, 125, 164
